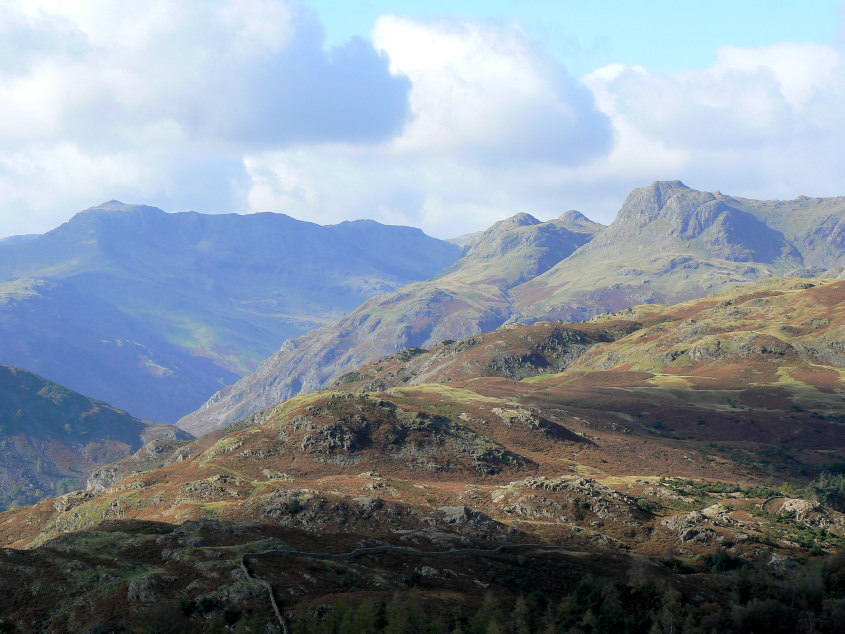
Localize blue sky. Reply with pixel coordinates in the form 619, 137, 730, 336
1, 0, 844, 238
309, 1, 843, 74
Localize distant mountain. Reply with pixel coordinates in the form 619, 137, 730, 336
181, 182, 845, 434
0, 365, 189, 510
445, 231, 481, 247
0, 202, 460, 421
0, 234, 38, 246
511, 181, 845, 321
179, 210, 603, 433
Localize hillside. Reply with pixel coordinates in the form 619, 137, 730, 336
1, 278, 844, 631
0, 365, 190, 510
0, 202, 459, 421
182, 182, 845, 433
9, 277, 845, 538
179, 210, 603, 433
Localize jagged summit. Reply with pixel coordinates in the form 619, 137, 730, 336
448, 209, 596, 287
612, 180, 697, 227
494, 212, 541, 228
557, 209, 605, 235
559, 209, 589, 222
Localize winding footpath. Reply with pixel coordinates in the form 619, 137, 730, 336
240, 541, 580, 632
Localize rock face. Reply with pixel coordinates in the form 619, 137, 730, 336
329, 319, 640, 396
0, 202, 460, 422
269, 394, 530, 475
86, 429, 192, 494
511, 182, 845, 321
182, 182, 845, 434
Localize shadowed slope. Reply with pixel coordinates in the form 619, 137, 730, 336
0, 365, 190, 509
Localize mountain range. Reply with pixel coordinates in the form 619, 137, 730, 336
0, 201, 459, 422
180, 181, 845, 434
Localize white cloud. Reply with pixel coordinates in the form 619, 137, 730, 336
0, 0, 409, 236
1, 4, 844, 241
241, 17, 614, 237
239, 27, 845, 239
372, 16, 612, 164
583, 42, 845, 201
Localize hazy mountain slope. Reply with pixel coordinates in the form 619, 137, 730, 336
510, 181, 845, 321
0, 234, 37, 246
0, 365, 189, 510
0, 278, 239, 423
179, 212, 602, 433
0, 201, 459, 421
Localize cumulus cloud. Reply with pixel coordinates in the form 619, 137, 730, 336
237, 23, 845, 238
242, 16, 615, 236
2, 3, 844, 240
0, 0, 409, 235
372, 16, 613, 165
584, 42, 845, 201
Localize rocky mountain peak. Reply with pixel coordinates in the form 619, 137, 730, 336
495, 212, 541, 228
558, 210, 589, 223
613, 180, 695, 228
556, 210, 605, 235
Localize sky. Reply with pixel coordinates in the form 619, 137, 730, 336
1, 1, 844, 239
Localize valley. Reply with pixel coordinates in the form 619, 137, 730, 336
0, 202, 459, 422
6, 3, 845, 631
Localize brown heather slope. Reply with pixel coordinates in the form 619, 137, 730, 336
4, 278, 845, 549
181, 181, 845, 435
1, 278, 845, 630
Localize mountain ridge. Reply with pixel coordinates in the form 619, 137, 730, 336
0, 202, 460, 421
181, 181, 845, 434
179, 210, 605, 433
